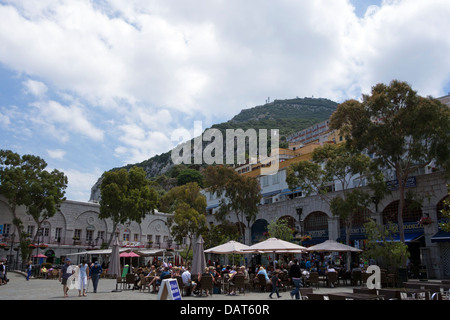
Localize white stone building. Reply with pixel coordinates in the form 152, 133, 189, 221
0, 196, 174, 265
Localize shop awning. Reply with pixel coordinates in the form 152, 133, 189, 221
337, 234, 367, 242
280, 187, 302, 196
206, 204, 219, 210
431, 230, 450, 243
376, 232, 423, 243
262, 190, 281, 198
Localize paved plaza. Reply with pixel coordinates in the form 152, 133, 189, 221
1, 271, 353, 300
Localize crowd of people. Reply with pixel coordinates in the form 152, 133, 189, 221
58, 258, 103, 298
1, 251, 368, 300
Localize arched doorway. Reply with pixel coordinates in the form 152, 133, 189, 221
382, 199, 424, 265
303, 211, 328, 245
382, 199, 423, 224
434, 195, 450, 277
251, 219, 268, 244
338, 208, 371, 247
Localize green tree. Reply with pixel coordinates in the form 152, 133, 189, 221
0, 150, 68, 261
99, 167, 158, 246
330, 80, 450, 246
266, 219, 294, 242
287, 144, 387, 245
440, 185, 450, 232
176, 168, 204, 187
159, 182, 207, 264
203, 166, 261, 243
203, 221, 240, 250
363, 220, 410, 269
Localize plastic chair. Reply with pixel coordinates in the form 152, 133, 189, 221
326, 272, 338, 287
309, 272, 320, 289
257, 274, 269, 292
306, 293, 325, 300
228, 274, 246, 295
299, 288, 313, 300
199, 275, 214, 297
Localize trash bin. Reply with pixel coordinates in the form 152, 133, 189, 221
397, 268, 408, 286
419, 265, 427, 280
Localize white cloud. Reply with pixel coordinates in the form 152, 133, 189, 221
114, 122, 174, 164
31, 100, 104, 142
61, 167, 103, 201
1, 0, 450, 201
0, 112, 10, 127
1, 0, 448, 118
22, 79, 48, 98
46, 148, 66, 160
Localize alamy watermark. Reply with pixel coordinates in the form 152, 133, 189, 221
171, 121, 280, 175
366, 265, 381, 289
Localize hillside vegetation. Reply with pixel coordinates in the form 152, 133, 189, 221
89, 97, 337, 201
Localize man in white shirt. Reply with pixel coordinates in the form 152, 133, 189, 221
181, 266, 197, 296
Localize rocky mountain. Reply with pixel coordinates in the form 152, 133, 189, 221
89, 97, 338, 201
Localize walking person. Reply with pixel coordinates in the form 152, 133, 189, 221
0, 261, 7, 285
26, 261, 32, 281
89, 261, 102, 293
289, 258, 302, 299
59, 258, 74, 298
78, 260, 90, 297
269, 271, 282, 299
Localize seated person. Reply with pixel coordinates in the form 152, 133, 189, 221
148, 267, 171, 292
257, 266, 270, 284
181, 267, 197, 296
198, 267, 214, 296
145, 265, 157, 278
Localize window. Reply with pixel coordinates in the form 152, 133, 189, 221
262, 176, 269, 186
155, 235, 161, 244
134, 234, 139, 242
272, 173, 279, 184
43, 228, 50, 237
97, 231, 105, 240
74, 229, 82, 239
2, 224, 11, 237
55, 228, 62, 242
86, 230, 94, 241
27, 226, 35, 237
304, 212, 328, 231
123, 228, 130, 242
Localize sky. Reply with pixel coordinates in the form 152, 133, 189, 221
0, 0, 449, 202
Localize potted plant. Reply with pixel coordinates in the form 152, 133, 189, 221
39, 244, 48, 249
419, 216, 432, 226
29, 243, 37, 249
0, 243, 8, 251
300, 235, 312, 243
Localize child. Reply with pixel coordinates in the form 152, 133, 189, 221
269, 271, 282, 299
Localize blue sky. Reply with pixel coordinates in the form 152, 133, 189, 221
0, 0, 449, 201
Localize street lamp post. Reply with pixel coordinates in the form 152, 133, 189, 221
9, 233, 15, 270
36, 229, 43, 264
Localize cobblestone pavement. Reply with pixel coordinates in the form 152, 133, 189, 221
1, 271, 354, 300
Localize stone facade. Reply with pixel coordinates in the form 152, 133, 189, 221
206, 171, 449, 278
0, 196, 173, 264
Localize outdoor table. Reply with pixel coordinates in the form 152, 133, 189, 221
221, 274, 229, 294
408, 282, 446, 292
326, 292, 384, 300
380, 288, 431, 300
